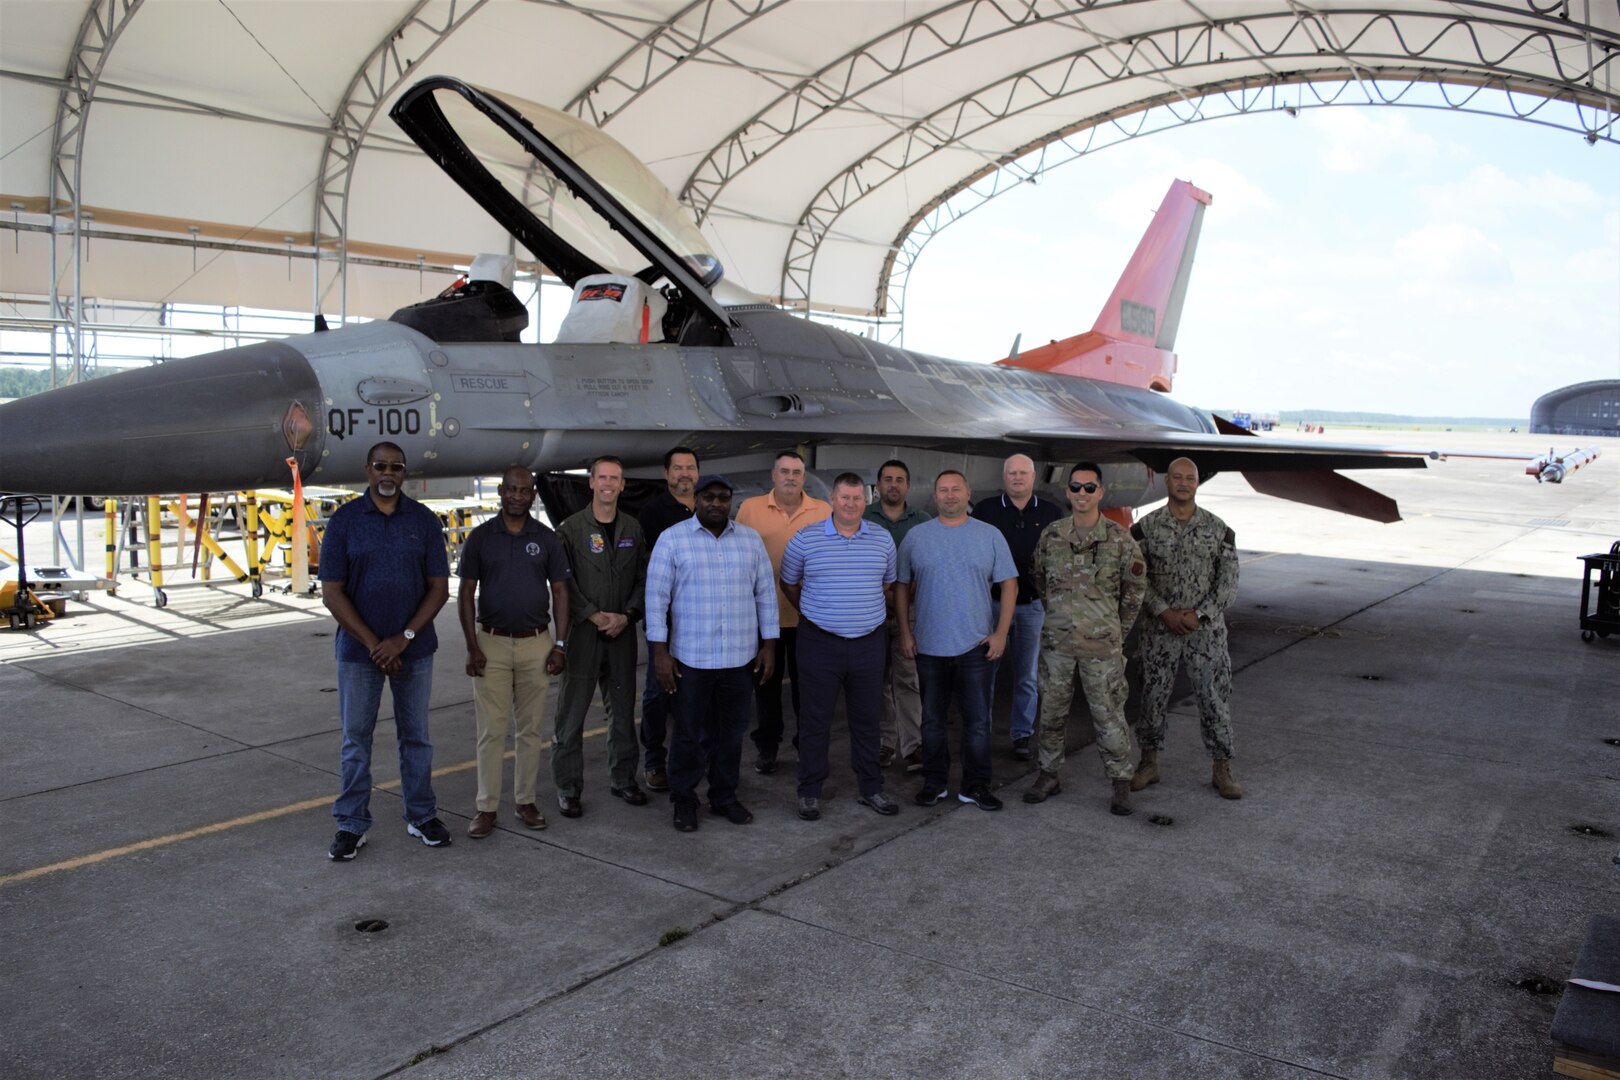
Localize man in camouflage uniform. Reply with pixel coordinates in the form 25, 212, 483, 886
1023, 462, 1146, 816
1130, 456, 1243, 799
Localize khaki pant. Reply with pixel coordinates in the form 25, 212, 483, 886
472, 627, 553, 811
878, 614, 922, 757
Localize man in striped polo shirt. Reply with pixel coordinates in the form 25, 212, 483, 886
779, 472, 900, 820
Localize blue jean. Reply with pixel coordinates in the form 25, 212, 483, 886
333, 657, 437, 835
917, 646, 995, 792
996, 600, 1044, 740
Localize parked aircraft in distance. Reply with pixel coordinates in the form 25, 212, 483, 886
2, 76, 1452, 524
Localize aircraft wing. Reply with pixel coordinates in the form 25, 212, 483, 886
1009, 427, 1436, 523
1009, 427, 1436, 474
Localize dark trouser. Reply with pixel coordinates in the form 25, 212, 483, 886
668, 660, 753, 809
639, 627, 669, 772
751, 625, 800, 755
553, 624, 639, 796
917, 647, 995, 792
795, 620, 887, 799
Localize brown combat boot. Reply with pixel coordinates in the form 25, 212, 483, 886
1022, 771, 1061, 804
1129, 749, 1160, 792
1212, 759, 1244, 800
1109, 779, 1134, 816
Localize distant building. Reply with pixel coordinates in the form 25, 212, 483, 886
1530, 380, 1620, 437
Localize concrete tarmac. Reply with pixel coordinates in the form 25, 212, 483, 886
2, 431, 1617, 1079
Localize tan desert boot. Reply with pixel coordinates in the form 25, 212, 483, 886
1212, 759, 1244, 800
1130, 749, 1160, 792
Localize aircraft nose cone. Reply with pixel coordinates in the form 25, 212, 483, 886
0, 341, 324, 496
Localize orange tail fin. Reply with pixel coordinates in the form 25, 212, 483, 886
998, 179, 1211, 392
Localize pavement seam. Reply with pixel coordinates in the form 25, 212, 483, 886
755, 906, 1355, 1078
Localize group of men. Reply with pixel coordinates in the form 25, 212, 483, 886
318, 441, 1241, 858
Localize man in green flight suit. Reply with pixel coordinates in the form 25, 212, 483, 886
1024, 462, 1146, 816
552, 455, 649, 816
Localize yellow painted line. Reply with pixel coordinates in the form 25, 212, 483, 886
1239, 552, 1284, 566
0, 723, 609, 889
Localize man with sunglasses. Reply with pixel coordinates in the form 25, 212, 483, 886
972, 454, 1063, 761
1129, 457, 1243, 799
1023, 463, 1145, 816
319, 442, 452, 860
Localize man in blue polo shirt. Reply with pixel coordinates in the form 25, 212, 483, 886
319, 441, 451, 860
781, 472, 899, 821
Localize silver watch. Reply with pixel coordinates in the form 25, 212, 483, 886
402, 628, 416, 641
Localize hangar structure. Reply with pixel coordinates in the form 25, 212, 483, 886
1, 0, 1618, 381
1531, 379, 1620, 437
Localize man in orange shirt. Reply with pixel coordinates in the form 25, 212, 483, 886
735, 450, 831, 774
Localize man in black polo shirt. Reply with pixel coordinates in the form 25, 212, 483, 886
634, 445, 698, 793
972, 453, 1063, 761
457, 466, 571, 838
319, 441, 451, 861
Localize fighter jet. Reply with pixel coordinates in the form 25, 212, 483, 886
0, 76, 1436, 523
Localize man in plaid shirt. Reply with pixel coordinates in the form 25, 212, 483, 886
645, 475, 780, 832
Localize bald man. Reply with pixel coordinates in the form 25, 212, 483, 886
972, 453, 1062, 759
1129, 457, 1243, 799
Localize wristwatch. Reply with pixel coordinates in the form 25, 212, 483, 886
553, 639, 567, 650
402, 628, 416, 641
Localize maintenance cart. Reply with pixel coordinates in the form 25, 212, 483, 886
1577, 541, 1620, 644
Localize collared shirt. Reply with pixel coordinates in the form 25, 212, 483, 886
637, 488, 695, 553
319, 490, 449, 663
458, 514, 571, 632
1131, 505, 1239, 622
863, 502, 930, 548
897, 517, 1017, 656
780, 517, 896, 639
972, 492, 1063, 604
645, 516, 780, 669
734, 489, 831, 628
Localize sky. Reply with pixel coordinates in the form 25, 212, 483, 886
897, 100, 1619, 419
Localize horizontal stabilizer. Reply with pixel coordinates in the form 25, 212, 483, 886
1242, 470, 1402, 523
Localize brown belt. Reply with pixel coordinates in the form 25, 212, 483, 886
481, 625, 547, 638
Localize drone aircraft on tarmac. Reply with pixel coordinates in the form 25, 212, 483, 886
1, 76, 1444, 523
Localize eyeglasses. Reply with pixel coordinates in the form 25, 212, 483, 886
369, 461, 407, 473
1068, 481, 1100, 494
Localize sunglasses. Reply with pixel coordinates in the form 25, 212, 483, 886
1068, 481, 1100, 494
369, 461, 407, 473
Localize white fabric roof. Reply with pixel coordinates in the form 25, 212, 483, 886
2, 0, 1616, 320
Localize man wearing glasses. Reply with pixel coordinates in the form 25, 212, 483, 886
972, 454, 1062, 762
1023, 462, 1145, 816
319, 442, 452, 859
458, 465, 572, 835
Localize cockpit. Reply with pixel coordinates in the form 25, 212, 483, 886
385, 78, 743, 348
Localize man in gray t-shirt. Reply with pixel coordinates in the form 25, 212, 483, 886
896, 469, 1018, 811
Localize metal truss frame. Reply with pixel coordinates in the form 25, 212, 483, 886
48, 0, 147, 387
768, 4, 1620, 319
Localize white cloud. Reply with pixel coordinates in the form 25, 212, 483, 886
1416, 165, 1605, 224
1311, 107, 1439, 173
1391, 223, 1510, 285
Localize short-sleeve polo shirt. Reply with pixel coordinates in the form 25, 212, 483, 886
458, 515, 571, 633
318, 491, 450, 663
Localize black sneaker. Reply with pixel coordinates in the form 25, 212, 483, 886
903, 751, 925, 773
958, 786, 1004, 812
1011, 736, 1033, 761
673, 801, 698, 832
407, 817, 452, 846
327, 830, 365, 861
914, 784, 949, 806
610, 784, 649, 806
710, 801, 754, 825
753, 752, 778, 775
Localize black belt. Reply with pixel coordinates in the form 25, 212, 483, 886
800, 617, 883, 640
481, 625, 547, 638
